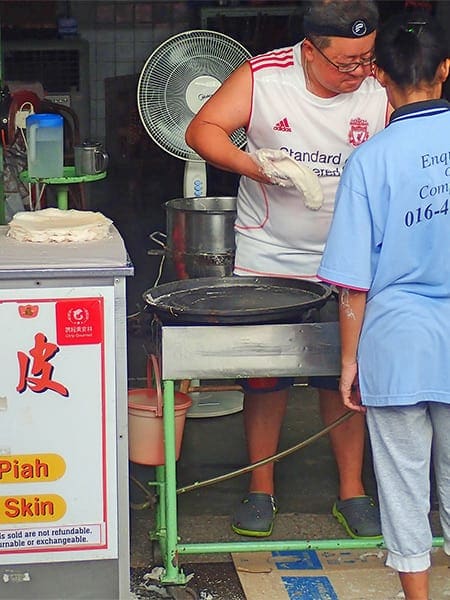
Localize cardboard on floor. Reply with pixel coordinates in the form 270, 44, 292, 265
232, 548, 450, 599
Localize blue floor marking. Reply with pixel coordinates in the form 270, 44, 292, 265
282, 575, 339, 600
272, 550, 323, 570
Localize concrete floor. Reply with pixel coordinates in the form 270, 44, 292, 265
88, 167, 443, 600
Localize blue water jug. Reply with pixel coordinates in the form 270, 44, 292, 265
26, 113, 64, 179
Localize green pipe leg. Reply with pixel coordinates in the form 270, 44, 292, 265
153, 466, 166, 536
150, 469, 167, 560
56, 185, 69, 210
160, 379, 188, 585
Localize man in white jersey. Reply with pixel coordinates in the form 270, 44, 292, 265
186, 0, 390, 538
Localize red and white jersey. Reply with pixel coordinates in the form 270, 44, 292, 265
234, 41, 390, 279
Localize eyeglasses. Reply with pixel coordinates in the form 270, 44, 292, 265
307, 38, 375, 73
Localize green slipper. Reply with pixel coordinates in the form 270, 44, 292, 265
232, 492, 278, 537
332, 495, 383, 539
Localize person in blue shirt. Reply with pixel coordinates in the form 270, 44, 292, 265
318, 11, 450, 600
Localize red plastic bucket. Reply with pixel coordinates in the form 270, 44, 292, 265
128, 355, 192, 466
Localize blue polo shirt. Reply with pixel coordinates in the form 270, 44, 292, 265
318, 99, 450, 407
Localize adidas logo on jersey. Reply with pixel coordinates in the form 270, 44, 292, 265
273, 117, 292, 132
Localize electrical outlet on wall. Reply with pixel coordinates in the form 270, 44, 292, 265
15, 107, 34, 129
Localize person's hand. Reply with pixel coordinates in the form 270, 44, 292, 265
250, 149, 324, 209
251, 149, 294, 186
340, 362, 366, 414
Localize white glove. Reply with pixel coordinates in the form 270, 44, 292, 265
252, 148, 324, 211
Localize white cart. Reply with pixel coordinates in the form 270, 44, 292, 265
0, 225, 133, 599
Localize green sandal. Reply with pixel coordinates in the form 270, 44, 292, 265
232, 492, 278, 537
332, 495, 382, 539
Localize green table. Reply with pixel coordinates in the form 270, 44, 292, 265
148, 321, 445, 586
20, 166, 107, 210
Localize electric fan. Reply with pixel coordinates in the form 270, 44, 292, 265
137, 30, 251, 197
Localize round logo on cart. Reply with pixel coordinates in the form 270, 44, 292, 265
67, 307, 90, 325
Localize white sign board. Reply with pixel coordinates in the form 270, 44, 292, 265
0, 286, 117, 564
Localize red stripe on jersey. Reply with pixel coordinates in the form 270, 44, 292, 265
250, 48, 294, 71
252, 59, 294, 72
251, 52, 293, 65
251, 48, 293, 61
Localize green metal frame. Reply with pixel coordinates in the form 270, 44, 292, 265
148, 378, 444, 585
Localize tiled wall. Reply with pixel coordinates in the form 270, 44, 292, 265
70, 1, 193, 143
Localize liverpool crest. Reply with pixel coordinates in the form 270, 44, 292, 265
348, 117, 369, 147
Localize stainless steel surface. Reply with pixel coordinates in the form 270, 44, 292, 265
164, 196, 236, 278
74, 141, 109, 175
154, 321, 340, 380
165, 248, 235, 279
165, 196, 236, 253
0, 225, 132, 279
0, 265, 133, 280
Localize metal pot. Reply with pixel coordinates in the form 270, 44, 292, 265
148, 196, 237, 280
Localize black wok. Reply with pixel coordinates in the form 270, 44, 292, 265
143, 276, 331, 325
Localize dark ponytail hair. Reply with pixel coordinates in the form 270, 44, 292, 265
375, 12, 448, 88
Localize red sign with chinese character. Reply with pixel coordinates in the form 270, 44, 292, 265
17, 332, 69, 396
56, 298, 104, 345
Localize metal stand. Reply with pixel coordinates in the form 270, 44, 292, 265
20, 166, 106, 210
148, 319, 445, 585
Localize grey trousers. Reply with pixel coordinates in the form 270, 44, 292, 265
366, 402, 450, 572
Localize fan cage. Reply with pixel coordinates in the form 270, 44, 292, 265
137, 30, 251, 162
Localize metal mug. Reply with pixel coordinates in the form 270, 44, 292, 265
74, 141, 109, 176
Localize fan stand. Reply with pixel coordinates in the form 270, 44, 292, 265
183, 73, 220, 198
183, 161, 207, 198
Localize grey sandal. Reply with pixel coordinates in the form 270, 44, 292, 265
231, 492, 278, 537
332, 495, 382, 539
